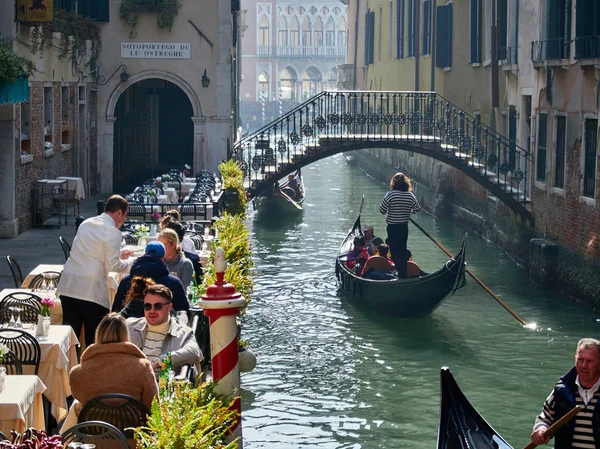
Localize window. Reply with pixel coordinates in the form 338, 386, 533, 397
278, 16, 288, 46
396, 0, 405, 58
364, 9, 375, 65
508, 106, 517, 170
583, 118, 598, 198
258, 16, 269, 46
258, 72, 269, 99
389, 2, 394, 60
290, 17, 300, 46
536, 113, 548, 182
326, 18, 335, 46
378, 7, 383, 62
43, 86, 53, 145
422, 0, 431, 55
407, 0, 417, 57
554, 115, 566, 188
470, 0, 482, 63
314, 18, 323, 46
496, 0, 508, 60
435, 4, 453, 68
78, 0, 109, 21
301, 17, 312, 46
575, 0, 600, 59
546, 0, 572, 59
337, 30, 346, 47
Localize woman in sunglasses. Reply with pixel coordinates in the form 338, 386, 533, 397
126, 284, 202, 374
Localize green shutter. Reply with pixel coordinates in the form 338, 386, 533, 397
78, 0, 109, 22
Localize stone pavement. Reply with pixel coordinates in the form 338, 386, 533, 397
0, 194, 107, 289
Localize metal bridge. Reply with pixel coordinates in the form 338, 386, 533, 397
231, 91, 533, 224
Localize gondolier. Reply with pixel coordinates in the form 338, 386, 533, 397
531, 338, 600, 449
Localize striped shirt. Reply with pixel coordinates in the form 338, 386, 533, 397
534, 383, 600, 448
379, 190, 421, 224
142, 320, 169, 360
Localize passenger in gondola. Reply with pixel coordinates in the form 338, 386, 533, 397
345, 236, 370, 271
406, 249, 427, 278
286, 174, 300, 201
362, 225, 384, 255
360, 244, 395, 278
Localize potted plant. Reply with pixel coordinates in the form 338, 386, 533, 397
0, 428, 62, 448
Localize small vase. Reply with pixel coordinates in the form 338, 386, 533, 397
0, 366, 6, 392
43, 316, 51, 337
35, 314, 44, 336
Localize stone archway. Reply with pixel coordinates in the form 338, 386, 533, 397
99, 70, 204, 193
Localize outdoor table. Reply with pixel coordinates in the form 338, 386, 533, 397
0, 375, 46, 436
21, 324, 79, 421
56, 176, 86, 200
181, 182, 197, 196
157, 194, 169, 204
0, 289, 62, 325
164, 187, 179, 203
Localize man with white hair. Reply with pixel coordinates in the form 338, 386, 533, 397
362, 225, 384, 255
531, 338, 600, 448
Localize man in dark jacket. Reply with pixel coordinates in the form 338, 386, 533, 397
111, 241, 189, 315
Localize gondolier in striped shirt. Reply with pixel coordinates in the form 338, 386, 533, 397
379, 173, 421, 279
531, 338, 600, 449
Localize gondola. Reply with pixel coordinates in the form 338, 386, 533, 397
335, 209, 467, 317
342, 152, 358, 165
438, 367, 514, 449
253, 169, 305, 214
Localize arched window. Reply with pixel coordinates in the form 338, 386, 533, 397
314, 17, 324, 46
279, 67, 298, 102
278, 16, 288, 46
258, 16, 269, 46
302, 16, 312, 46
301, 66, 322, 99
290, 16, 300, 47
336, 17, 346, 48
325, 17, 335, 47
258, 72, 269, 99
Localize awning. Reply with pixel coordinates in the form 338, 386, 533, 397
0, 77, 29, 105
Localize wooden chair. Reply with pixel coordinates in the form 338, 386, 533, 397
61, 421, 129, 449
6, 256, 23, 288
59, 236, 71, 261
0, 329, 41, 375
78, 394, 150, 439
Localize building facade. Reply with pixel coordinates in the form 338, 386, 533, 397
240, 0, 347, 131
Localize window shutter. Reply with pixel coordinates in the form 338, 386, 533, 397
370, 11, 375, 64
508, 106, 517, 170
78, 0, 109, 21
396, 0, 404, 58
447, 4, 453, 67
436, 5, 447, 67
470, 0, 482, 63
497, 0, 508, 59
422, 1, 431, 55
364, 10, 371, 64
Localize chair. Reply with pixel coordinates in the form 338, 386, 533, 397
59, 236, 71, 261
3, 349, 24, 375
122, 233, 138, 246
189, 234, 204, 250
61, 421, 130, 449
28, 271, 62, 290
78, 394, 150, 439
0, 431, 7, 440
0, 292, 42, 324
0, 329, 41, 375
6, 256, 24, 288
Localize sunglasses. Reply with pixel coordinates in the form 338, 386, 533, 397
143, 302, 171, 311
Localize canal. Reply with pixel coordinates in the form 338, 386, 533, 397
241, 154, 599, 449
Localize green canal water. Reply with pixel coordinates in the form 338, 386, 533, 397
241, 155, 599, 449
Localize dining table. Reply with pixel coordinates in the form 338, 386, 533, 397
0, 289, 62, 325
0, 375, 46, 437
56, 176, 86, 200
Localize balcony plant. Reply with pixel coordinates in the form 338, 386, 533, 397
120, 0, 181, 34
0, 38, 36, 83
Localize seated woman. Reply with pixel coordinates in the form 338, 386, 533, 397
406, 249, 427, 278
345, 236, 370, 270
361, 244, 396, 277
69, 313, 158, 418
158, 228, 194, 289
119, 276, 156, 319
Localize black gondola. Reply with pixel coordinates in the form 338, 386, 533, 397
438, 367, 514, 449
335, 210, 467, 317
253, 169, 305, 213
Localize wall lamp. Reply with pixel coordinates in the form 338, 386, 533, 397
93, 64, 129, 86
201, 69, 210, 88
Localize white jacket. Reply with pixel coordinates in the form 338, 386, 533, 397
57, 213, 132, 309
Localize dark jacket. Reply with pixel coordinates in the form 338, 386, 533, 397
111, 255, 189, 314
554, 366, 600, 449
183, 250, 203, 286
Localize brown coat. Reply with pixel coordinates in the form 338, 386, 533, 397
69, 341, 158, 412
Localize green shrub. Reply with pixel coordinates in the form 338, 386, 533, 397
218, 160, 247, 216
0, 38, 35, 83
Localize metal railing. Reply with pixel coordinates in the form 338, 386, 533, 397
231, 91, 533, 221
276, 45, 346, 58
531, 38, 570, 62
574, 35, 600, 60
498, 46, 518, 65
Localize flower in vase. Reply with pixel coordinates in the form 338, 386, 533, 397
162, 174, 171, 182
0, 343, 8, 365
40, 297, 55, 316
151, 211, 162, 224
184, 164, 191, 176
135, 224, 149, 240
154, 179, 162, 187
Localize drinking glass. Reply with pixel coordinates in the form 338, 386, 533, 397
8, 306, 17, 327
15, 306, 23, 328
177, 311, 189, 327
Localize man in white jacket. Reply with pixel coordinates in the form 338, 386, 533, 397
57, 195, 133, 347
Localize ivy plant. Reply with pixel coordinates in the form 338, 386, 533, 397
0, 38, 36, 83
120, 0, 181, 33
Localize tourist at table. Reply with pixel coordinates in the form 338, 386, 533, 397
112, 242, 189, 314
161, 212, 196, 253
69, 313, 158, 417
127, 284, 202, 375
56, 195, 134, 347
158, 229, 194, 289
163, 220, 203, 285
118, 276, 156, 319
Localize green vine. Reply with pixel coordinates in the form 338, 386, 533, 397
120, 0, 181, 32
0, 38, 36, 83
30, 10, 102, 69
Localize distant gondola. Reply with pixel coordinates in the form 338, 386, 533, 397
342, 152, 358, 165
253, 169, 305, 214
335, 210, 466, 317
438, 367, 514, 449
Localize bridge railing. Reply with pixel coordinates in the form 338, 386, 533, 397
232, 91, 532, 208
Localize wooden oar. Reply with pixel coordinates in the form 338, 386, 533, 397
522, 405, 582, 449
409, 217, 528, 326
278, 190, 303, 210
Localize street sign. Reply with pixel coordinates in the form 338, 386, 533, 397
16, 0, 54, 23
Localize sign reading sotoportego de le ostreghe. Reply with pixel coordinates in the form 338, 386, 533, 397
120, 43, 192, 59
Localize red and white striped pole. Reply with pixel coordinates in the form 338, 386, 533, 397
198, 247, 246, 446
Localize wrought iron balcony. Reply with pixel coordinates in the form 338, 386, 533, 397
574, 35, 600, 60
531, 38, 570, 63
498, 46, 517, 65
276, 45, 346, 58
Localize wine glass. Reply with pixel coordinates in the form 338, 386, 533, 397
8, 306, 17, 327
14, 306, 23, 329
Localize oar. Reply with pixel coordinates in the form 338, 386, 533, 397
278, 190, 303, 210
409, 217, 528, 327
522, 405, 582, 449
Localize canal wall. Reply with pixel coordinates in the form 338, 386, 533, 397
353, 148, 600, 308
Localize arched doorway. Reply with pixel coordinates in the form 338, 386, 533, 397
113, 78, 193, 192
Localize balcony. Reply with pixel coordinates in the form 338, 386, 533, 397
531, 38, 570, 68
575, 35, 600, 61
254, 45, 346, 58
257, 45, 271, 57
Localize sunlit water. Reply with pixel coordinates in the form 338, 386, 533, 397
240, 155, 600, 449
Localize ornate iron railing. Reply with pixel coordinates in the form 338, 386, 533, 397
232, 90, 533, 221
531, 38, 570, 62
499, 46, 518, 65
574, 35, 600, 60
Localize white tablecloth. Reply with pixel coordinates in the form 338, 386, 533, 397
57, 176, 86, 200
181, 182, 197, 196
0, 375, 46, 437
22, 264, 63, 289
164, 187, 179, 203
0, 289, 62, 325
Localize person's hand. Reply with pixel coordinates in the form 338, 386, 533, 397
151, 360, 160, 371
120, 248, 133, 259
531, 428, 550, 446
